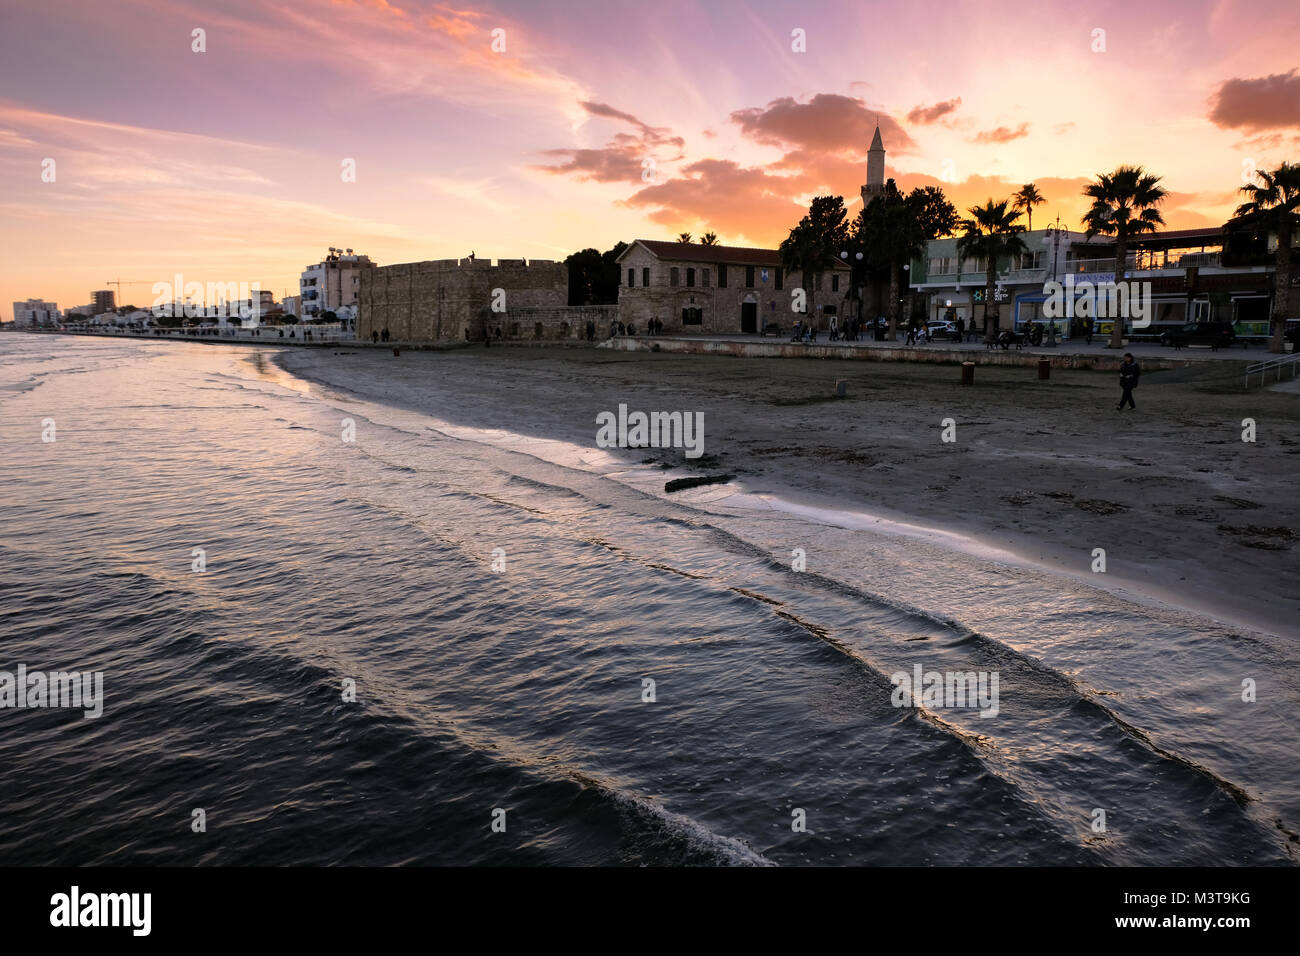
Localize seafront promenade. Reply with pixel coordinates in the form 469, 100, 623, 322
603, 331, 1271, 372
7, 326, 1278, 376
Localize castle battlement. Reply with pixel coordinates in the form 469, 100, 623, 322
357, 255, 568, 343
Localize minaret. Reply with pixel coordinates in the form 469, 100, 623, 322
861, 122, 886, 204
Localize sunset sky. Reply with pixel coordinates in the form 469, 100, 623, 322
3, 0, 1299, 316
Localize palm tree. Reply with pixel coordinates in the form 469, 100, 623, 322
676, 232, 693, 243
956, 199, 1028, 338
700, 232, 719, 245
1230, 162, 1299, 353
1081, 165, 1168, 348
1014, 183, 1046, 233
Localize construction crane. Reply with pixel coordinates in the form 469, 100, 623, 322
103, 278, 155, 311
105, 278, 153, 295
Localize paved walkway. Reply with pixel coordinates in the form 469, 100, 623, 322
634, 332, 1269, 364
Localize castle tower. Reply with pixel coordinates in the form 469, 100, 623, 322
861, 123, 886, 204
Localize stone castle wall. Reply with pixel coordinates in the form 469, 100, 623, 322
357, 258, 567, 343
490, 305, 618, 340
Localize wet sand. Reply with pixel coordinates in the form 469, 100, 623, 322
279, 344, 1300, 636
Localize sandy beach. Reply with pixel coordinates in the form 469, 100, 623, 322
275, 344, 1300, 637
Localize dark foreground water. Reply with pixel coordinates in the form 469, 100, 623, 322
0, 336, 1296, 865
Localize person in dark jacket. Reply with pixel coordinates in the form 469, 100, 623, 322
1118, 353, 1140, 410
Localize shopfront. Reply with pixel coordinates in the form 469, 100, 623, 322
931, 291, 972, 325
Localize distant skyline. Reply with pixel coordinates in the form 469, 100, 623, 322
3, 0, 1299, 316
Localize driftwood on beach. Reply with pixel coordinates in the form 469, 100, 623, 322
664, 474, 734, 493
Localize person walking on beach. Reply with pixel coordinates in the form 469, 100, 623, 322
1117, 353, 1140, 411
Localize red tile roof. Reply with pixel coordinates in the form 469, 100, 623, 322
623, 239, 789, 267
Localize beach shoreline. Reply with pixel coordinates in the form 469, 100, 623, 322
275, 344, 1300, 637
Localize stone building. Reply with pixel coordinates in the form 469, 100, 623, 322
357, 256, 567, 343
615, 240, 853, 334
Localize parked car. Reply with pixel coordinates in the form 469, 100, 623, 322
1160, 322, 1237, 350
925, 321, 961, 342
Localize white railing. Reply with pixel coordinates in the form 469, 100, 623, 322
1244, 352, 1300, 390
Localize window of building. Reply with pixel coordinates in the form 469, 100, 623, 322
745, 265, 755, 288
702, 269, 710, 287
775, 267, 783, 291
681, 307, 703, 325
670, 267, 680, 287
642, 267, 650, 286
832, 274, 840, 293
719, 264, 728, 288
686, 268, 695, 287
628, 268, 635, 287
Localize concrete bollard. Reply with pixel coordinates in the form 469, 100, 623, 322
961, 362, 975, 386
1038, 358, 1050, 380
835, 379, 848, 397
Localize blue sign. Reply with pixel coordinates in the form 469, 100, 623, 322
760, 269, 769, 283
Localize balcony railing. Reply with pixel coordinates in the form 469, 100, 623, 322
1065, 253, 1221, 275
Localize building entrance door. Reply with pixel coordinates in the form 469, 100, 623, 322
741, 301, 757, 333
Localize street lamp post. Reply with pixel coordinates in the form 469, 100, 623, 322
839, 249, 864, 340
1042, 215, 1070, 347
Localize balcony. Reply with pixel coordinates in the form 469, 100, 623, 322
1064, 252, 1222, 276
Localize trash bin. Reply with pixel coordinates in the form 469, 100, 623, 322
392, 347, 400, 356
961, 362, 975, 386
1038, 359, 1051, 380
